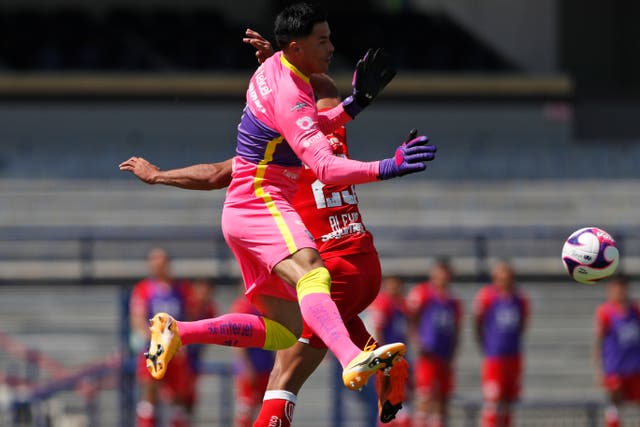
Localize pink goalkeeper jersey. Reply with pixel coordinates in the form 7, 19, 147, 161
235, 51, 380, 187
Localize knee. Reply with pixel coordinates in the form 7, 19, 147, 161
293, 248, 324, 269
286, 318, 303, 339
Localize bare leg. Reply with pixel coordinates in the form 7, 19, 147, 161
268, 342, 328, 394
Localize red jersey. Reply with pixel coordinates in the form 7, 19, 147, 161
291, 124, 375, 258
475, 285, 529, 358
369, 291, 408, 344
407, 282, 462, 360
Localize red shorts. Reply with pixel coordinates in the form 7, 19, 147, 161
415, 355, 453, 399
603, 372, 640, 402
482, 355, 522, 402
136, 350, 196, 401
300, 251, 381, 349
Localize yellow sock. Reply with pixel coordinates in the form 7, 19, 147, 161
262, 317, 297, 350
296, 267, 331, 302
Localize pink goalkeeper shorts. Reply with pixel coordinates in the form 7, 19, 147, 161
222, 157, 316, 303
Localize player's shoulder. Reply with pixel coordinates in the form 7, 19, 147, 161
476, 284, 496, 299
408, 281, 430, 296
131, 278, 152, 293
514, 287, 529, 303
595, 301, 613, 319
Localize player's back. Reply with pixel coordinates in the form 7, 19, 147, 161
597, 301, 640, 375
410, 282, 460, 359
476, 284, 528, 357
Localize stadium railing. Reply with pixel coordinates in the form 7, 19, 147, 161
1, 224, 636, 283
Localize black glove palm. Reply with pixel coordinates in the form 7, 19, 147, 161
343, 48, 397, 118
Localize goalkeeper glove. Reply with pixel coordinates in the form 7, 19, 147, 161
343, 48, 396, 118
378, 129, 436, 180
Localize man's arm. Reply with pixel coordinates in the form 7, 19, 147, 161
119, 157, 233, 190
593, 307, 606, 384
473, 293, 486, 353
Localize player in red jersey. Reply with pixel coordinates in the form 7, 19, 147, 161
120, 22, 413, 425
474, 261, 529, 427
123, 4, 434, 397
120, 72, 409, 426
230, 286, 276, 427
593, 273, 640, 427
129, 248, 217, 427
368, 275, 411, 427
407, 259, 462, 427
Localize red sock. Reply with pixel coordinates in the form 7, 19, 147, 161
177, 314, 267, 347
136, 401, 155, 427
481, 403, 498, 427
500, 410, 512, 427
169, 405, 189, 427
252, 390, 297, 427
605, 406, 621, 427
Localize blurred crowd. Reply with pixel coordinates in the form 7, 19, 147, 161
127, 248, 640, 427
0, 7, 511, 72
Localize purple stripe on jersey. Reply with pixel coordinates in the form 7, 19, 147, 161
382, 309, 407, 345
147, 285, 185, 320
603, 307, 640, 375
418, 299, 457, 360
236, 106, 302, 167
482, 298, 525, 357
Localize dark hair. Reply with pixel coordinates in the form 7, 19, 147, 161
274, 3, 328, 49
609, 272, 630, 285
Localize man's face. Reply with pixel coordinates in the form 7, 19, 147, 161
383, 277, 404, 297
608, 280, 628, 304
430, 265, 452, 289
492, 263, 514, 291
297, 21, 334, 74
148, 249, 171, 279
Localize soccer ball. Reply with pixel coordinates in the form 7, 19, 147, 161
561, 227, 619, 284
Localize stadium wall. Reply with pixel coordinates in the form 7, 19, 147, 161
3, 98, 640, 180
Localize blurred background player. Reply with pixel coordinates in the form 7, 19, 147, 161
593, 273, 640, 427
129, 248, 216, 427
368, 275, 411, 426
407, 259, 462, 427
474, 261, 529, 427
230, 284, 275, 427
370, 276, 409, 354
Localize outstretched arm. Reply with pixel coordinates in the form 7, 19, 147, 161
119, 157, 233, 190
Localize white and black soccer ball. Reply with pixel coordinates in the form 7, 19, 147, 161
561, 227, 619, 284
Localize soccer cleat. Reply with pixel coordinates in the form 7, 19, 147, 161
376, 357, 409, 423
342, 342, 406, 391
144, 312, 182, 380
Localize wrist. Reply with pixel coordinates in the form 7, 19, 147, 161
342, 95, 365, 118
148, 171, 162, 185
377, 158, 396, 180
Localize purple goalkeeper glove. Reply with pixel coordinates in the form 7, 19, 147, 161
378, 129, 436, 180
343, 48, 396, 118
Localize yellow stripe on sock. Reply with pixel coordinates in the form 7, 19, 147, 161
253, 136, 298, 254
296, 267, 331, 303
262, 317, 297, 350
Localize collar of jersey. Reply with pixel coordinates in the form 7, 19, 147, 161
280, 54, 310, 84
